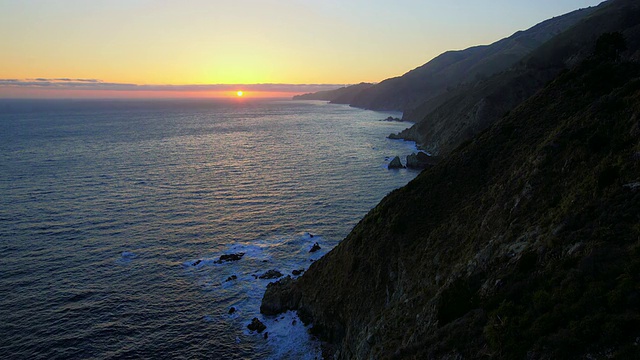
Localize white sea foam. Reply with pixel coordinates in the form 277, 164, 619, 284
2, 99, 420, 359
263, 311, 322, 360
121, 251, 137, 258
184, 232, 327, 359
115, 251, 138, 265
181, 258, 219, 269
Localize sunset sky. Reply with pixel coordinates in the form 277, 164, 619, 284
0, 0, 604, 98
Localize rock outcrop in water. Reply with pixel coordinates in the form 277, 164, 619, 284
215, 252, 245, 264
309, 242, 321, 253
247, 318, 266, 333
258, 269, 284, 280
387, 156, 404, 169
264, 33, 640, 359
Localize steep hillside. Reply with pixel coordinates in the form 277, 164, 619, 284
263, 58, 640, 359
395, 0, 640, 156
293, 6, 594, 114
345, 6, 595, 114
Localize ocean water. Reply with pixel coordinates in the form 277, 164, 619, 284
0, 98, 419, 359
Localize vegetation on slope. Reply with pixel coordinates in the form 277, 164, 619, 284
264, 53, 640, 358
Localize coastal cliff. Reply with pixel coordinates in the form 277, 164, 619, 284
265, 55, 640, 358
347, 6, 594, 115
395, 0, 640, 156
297, 0, 640, 157
293, 4, 596, 117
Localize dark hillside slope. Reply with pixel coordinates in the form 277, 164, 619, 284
263, 60, 640, 358
293, 7, 595, 113
344, 6, 595, 113
396, 0, 640, 156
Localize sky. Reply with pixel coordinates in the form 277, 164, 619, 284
0, 0, 605, 99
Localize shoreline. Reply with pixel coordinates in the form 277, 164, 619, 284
0, 99, 425, 360
254, 103, 424, 357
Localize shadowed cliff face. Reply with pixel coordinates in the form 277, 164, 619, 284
263, 59, 640, 358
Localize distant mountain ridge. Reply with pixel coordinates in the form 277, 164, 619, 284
292, 83, 374, 103
296, 6, 596, 116
295, 3, 610, 156
398, 0, 640, 155
348, 6, 596, 115
295, 1, 640, 157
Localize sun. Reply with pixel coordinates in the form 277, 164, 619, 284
236, 90, 243, 97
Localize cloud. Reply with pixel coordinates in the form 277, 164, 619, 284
31, 78, 101, 83
53, 78, 101, 83
0, 79, 348, 93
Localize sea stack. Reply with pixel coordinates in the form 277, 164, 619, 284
387, 156, 404, 169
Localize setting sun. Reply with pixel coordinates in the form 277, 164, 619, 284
237, 91, 243, 97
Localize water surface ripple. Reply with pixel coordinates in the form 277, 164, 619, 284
0, 99, 419, 359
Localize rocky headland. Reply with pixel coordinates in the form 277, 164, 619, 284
267, 57, 640, 359
272, 1, 640, 357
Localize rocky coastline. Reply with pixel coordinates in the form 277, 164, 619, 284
264, 57, 640, 358
276, 1, 640, 358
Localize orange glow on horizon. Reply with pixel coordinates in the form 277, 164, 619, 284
0, 87, 306, 99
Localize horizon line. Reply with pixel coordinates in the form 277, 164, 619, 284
0, 79, 359, 93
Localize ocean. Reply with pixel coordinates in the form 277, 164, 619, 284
0, 98, 419, 359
